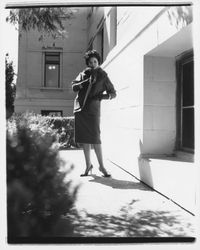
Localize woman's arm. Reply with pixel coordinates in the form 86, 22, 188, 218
104, 76, 117, 99
97, 77, 116, 100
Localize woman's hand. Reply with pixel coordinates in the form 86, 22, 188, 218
97, 92, 116, 100
109, 93, 116, 99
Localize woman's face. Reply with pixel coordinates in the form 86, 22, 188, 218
88, 57, 99, 69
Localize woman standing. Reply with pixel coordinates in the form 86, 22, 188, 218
72, 50, 116, 177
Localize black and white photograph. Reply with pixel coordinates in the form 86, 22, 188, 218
1, 0, 200, 248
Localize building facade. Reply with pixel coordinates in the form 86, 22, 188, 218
15, 7, 90, 116
15, 6, 195, 213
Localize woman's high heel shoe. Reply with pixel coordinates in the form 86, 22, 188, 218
80, 164, 93, 177
99, 167, 111, 178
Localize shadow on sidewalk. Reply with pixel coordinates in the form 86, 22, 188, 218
64, 203, 195, 238
88, 175, 152, 191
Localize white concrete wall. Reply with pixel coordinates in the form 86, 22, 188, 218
100, 7, 167, 173
100, 6, 192, 158
116, 6, 163, 45
143, 56, 176, 155
99, 6, 194, 212
15, 7, 89, 116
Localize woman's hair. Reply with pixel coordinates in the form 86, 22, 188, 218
84, 50, 101, 66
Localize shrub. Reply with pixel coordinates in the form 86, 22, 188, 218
7, 112, 78, 239
5, 54, 16, 119
46, 116, 78, 149
8, 112, 79, 149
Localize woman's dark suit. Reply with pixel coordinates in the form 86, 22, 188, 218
72, 67, 116, 144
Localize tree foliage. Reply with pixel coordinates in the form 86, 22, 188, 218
6, 8, 74, 40
6, 54, 16, 118
167, 6, 193, 29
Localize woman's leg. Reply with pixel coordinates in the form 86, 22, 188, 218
93, 144, 110, 175
82, 143, 92, 170
93, 144, 104, 168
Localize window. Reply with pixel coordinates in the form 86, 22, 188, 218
176, 52, 194, 152
109, 7, 117, 50
93, 7, 116, 63
44, 52, 60, 87
41, 110, 63, 117
96, 27, 104, 62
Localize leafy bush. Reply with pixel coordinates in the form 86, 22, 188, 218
8, 112, 79, 149
47, 116, 78, 149
7, 112, 78, 238
6, 54, 16, 119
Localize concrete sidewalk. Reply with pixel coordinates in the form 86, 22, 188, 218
59, 149, 195, 238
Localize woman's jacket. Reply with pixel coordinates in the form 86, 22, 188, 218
71, 67, 116, 115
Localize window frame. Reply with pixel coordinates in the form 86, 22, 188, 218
44, 52, 61, 88
99, 26, 104, 62
176, 50, 194, 153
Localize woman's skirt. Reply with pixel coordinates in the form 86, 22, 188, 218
74, 110, 101, 144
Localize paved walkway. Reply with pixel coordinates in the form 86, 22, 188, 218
59, 149, 195, 238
